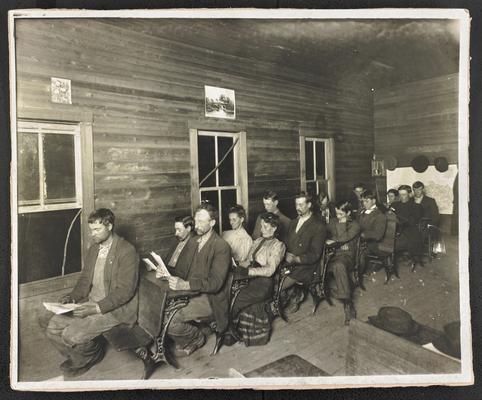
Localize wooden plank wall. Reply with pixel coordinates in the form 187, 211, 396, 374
374, 73, 459, 167
15, 19, 373, 257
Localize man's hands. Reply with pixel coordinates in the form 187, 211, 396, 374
58, 293, 73, 304
168, 276, 190, 291
73, 303, 99, 318
285, 252, 301, 264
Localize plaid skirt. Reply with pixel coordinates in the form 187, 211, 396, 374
235, 301, 272, 346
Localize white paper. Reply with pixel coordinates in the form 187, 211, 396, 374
149, 251, 171, 278
422, 342, 461, 363
43, 302, 81, 315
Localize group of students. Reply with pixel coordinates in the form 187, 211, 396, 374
43, 182, 440, 378
348, 180, 440, 269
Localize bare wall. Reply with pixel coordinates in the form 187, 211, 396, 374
374, 73, 458, 167
15, 18, 374, 256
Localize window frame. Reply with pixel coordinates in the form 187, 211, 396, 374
13, 111, 94, 297
17, 120, 83, 214
300, 136, 336, 201
189, 129, 248, 234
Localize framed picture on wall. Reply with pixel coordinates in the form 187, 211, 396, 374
205, 85, 236, 119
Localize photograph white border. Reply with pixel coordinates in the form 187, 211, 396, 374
8, 7, 472, 391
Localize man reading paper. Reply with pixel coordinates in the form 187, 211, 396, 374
45, 208, 139, 378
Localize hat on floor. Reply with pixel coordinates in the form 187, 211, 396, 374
432, 321, 461, 359
434, 157, 449, 173
368, 306, 420, 337
411, 155, 430, 173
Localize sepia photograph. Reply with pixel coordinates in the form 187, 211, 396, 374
205, 85, 236, 119
8, 8, 471, 391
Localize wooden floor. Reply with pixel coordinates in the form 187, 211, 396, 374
17, 236, 460, 382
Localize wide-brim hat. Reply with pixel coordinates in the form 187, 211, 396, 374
384, 155, 398, 171
368, 306, 420, 337
434, 157, 449, 173
432, 321, 461, 359
411, 155, 430, 173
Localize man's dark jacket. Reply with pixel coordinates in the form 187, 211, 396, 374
165, 232, 197, 280
358, 208, 387, 253
186, 231, 231, 333
285, 214, 327, 284
70, 233, 140, 326
419, 195, 440, 226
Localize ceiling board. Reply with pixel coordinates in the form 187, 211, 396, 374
103, 18, 459, 89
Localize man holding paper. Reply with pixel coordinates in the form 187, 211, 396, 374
166, 202, 231, 357
45, 208, 139, 377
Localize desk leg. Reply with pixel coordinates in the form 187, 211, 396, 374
134, 297, 190, 379
151, 297, 190, 368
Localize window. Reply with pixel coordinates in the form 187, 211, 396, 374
300, 137, 335, 200
190, 130, 248, 233
16, 120, 83, 283
17, 121, 82, 213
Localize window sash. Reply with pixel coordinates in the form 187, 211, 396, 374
300, 136, 335, 200
17, 120, 83, 214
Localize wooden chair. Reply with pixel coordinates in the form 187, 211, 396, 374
272, 241, 334, 320
352, 235, 366, 291
364, 210, 398, 284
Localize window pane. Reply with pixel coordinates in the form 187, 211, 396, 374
17, 132, 40, 204
218, 136, 235, 186
315, 141, 326, 179
221, 189, 238, 232
18, 209, 82, 283
305, 140, 314, 181
306, 181, 318, 197
198, 135, 216, 188
44, 134, 76, 202
201, 190, 220, 233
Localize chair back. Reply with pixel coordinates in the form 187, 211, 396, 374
378, 211, 397, 254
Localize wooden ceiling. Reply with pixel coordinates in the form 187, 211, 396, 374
111, 18, 459, 89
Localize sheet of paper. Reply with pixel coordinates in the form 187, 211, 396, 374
142, 258, 158, 272
43, 302, 81, 315
422, 342, 461, 362
150, 251, 171, 277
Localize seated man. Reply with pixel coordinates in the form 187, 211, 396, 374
222, 204, 253, 265
359, 191, 387, 250
358, 191, 387, 273
281, 192, 327, 312
326, 200, 361, 324
392, 185, 424, 267
348, 182, 366, 219
167, 202, 231, 357
252, 190, 291, 243
412, 181, 440, 226
233, 212, 286, 318
385, 188, 400, 211
46, 208, 139, 377
164, 215, 197, 280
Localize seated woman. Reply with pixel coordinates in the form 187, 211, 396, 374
391, 185, 424, 268
326, 200, 361, 324
232, 212, 286, 317
222, 204, 253, 265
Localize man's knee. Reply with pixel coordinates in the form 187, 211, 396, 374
62, 324, 93, 346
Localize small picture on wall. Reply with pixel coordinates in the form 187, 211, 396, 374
50, 77, 72, 104
205, 85, 235, 119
